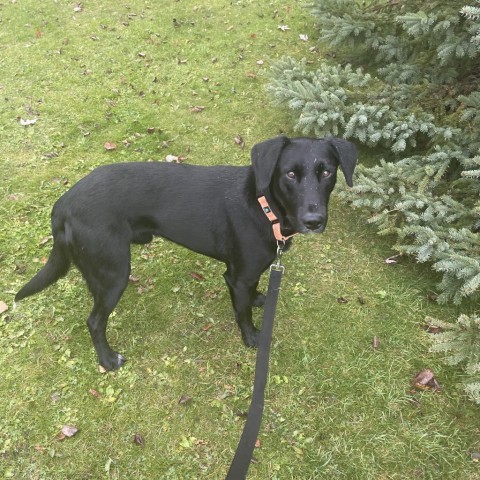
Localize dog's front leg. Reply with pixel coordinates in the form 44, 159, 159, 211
223, 272, 259, 347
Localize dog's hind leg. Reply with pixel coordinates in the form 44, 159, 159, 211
74, 241, 131, 371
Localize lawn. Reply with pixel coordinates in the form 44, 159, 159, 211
1, 1, 479, 479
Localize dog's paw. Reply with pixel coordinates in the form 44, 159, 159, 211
99, 352, 127, 371
242, 327, 259, 348
252, 292, 266, 307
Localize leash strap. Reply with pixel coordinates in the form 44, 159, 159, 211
225, 261, 284, 480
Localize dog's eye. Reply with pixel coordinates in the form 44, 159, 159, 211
286, 171, 296, 179
322, 170, 331, 178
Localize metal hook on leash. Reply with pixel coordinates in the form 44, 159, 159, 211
270, 240, 286, 273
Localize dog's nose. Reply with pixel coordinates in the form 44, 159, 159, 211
302, 213, 324, 231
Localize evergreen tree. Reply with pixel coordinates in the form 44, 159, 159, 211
268, 0, 480, 305
428, 314, 480, 403
268, 0, 480, 402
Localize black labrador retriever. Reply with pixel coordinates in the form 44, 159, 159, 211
15, 136, 357, 370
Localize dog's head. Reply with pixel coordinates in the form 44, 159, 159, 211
251, 136, 357, 234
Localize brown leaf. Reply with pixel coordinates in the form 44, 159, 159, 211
0, 301, 8, 314
89, 388, 101, 398
58, 425, 79, 440
422, 319, 444, 334
190, 272, 205, 281
35, 28, 43, 38
412, 369, 441, 391
255, 439, 261, 448
104, 141, 117, 151
39, 235, 53, 246
165, 154, 186, 163
178, 395, 192, 405
202, 323, 213, 332
373, 336, 379, 351
234, 135, 245, 149
191, 105, 205, 113
337, 297, 348, 304
427, 292, 438, 302
133, 433, 144, 446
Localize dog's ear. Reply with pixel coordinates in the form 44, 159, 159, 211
327, 137, 357, 187
251, 135, 289, 196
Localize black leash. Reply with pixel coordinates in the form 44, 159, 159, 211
226, 245, 285, 480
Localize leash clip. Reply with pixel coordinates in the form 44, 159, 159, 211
270, 240, 286, 273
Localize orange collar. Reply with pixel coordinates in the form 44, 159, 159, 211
257, 196, 297, 243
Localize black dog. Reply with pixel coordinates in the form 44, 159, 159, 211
15, 136, 357, 370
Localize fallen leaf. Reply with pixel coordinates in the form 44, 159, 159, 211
422, 319, 444, 334
35, 28, 43, 38
337, 297, 348, 304
234, 135, 245, 149
58, 425, 79, 440
427, 292, 438, 302
133, 433, 144, 446
190, 272, 205, 281
178, 395, 192, 405
165, 155, 180, 163
373, 336, 379, 350
299, 34, 308, 41
0, 301, 8, 314
385, 255, 401, 265
147, 127, 155, 134
50, 392, 61, 403
191, 105, 205, 113
98, 364, 107, 374
73, 3, 83, 12
255, 439, 261, 448
202, 323, 213, 332
39, 235, 53, 246
104, 141, 117, 151
278, 25, 290, 31
19, 118, 38, 126
470, 451, 480, 462
412, 369, 441, 392
89, 388, 101, 398
256, 60, 264, 65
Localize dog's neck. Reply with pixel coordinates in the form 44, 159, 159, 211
257, 194, 297, 243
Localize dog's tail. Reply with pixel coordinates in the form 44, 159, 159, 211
15, 236, 71, 302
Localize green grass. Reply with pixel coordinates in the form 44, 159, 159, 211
1, 1, 479, 479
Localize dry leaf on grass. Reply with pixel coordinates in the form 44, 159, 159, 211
0, 301, 8, 314
412, 369, 441, 392
104, 141, 117, 151
57, 425, 79, 440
